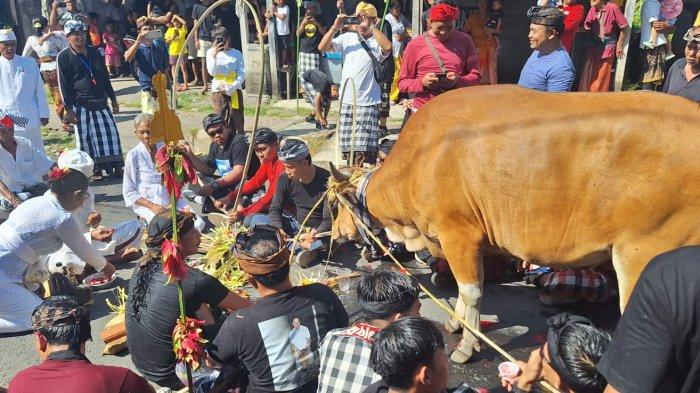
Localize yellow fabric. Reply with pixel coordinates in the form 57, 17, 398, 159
213, 72, 240, 109
141, 91, 155, 115
390, 56, 401, 102
355, 2, 378, 18
695, 10, 700, 27
165, 26, 188, 56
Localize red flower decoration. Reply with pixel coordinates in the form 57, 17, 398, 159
162, 238, 188, 283
49, 166, 70, 180
0, 116, 13, 130
155, 143, 198, 199
173, 317, 208, 371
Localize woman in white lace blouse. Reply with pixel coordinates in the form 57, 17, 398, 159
0, 168, 115, 333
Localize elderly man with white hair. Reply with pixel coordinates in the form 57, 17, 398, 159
0, 28, 50, 152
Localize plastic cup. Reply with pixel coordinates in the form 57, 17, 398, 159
498, 361, 520, 382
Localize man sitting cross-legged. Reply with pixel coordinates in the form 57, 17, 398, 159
318, 270, 421, 393
182, 114, 259, 213
0, 113, 54, 214
254, 139, 332, 267
7, 296, 155, 393
209, 224, 349, 393
214, 128, 285, 227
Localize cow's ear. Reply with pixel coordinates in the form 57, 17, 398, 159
340, 189, 359, 207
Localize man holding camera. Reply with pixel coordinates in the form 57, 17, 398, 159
398, 2, 480, 111
124, 17, 170, 115
318, 2, 392, 165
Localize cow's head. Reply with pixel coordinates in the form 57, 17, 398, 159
328, 162, 364, 243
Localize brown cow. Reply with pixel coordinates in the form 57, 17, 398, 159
330, 85, 700, 363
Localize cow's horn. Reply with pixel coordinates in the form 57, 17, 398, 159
329, 162, 350, 182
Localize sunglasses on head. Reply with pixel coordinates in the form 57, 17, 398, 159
206, 126, 225, 137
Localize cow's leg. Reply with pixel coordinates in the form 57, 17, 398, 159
439, 232, 484, 363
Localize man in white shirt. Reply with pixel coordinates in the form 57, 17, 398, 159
266, 0, 292, 68
0, 113, 54, 213
0, 28, 50, 153
319, 2, 392, 165
289, 317, 312, 369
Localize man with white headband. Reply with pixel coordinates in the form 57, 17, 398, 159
0, 27, 51, 152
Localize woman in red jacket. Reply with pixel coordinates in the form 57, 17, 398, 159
214, 128, 285, 226
561, 0, 584, 53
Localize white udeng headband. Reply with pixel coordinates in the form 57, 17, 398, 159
0, 29, 17, 42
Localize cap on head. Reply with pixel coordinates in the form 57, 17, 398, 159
355, 1, 378, 17
63, 20, 87, 36
0, 28, 17, 42
683, 26, 700, 43
57, 149, 95, 179
254, 128, 278, 145
202, 113, 224, 130
429, 3, 459, 21
527, 6, 565, 32
278, 139, 310, 162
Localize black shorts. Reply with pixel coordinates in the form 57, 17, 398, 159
277, 34, 293, 50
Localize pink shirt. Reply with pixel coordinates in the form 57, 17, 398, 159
397, 30, 480, 109
584, 2, 628, 59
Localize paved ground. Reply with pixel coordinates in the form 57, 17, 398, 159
0, 78, 620, 391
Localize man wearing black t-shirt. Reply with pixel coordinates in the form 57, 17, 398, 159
301, 69, 339, 130
210, 225, 349, 393
183, 113, 259, 212
260, 139, 332, 266
598, 246, 700, 393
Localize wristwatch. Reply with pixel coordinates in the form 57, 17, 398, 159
211, 180, 221, 189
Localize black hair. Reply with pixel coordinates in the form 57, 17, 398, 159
303, 154, 312, 164
253, 264, 291, 287
558, 324, 611, 392
130, 255, 160, 321
88, 12, 99, 19
356, 270, 419, 318
211, 26, 230, 42
370, 317, 445, 391
49, 168, 88, 199
245, 231, 290, 286
34, 296, 92, 350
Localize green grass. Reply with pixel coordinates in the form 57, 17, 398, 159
243, 105, 298, 119
41, 126, 74, 158
175, 90, 213, 112
44, 86, 55, 104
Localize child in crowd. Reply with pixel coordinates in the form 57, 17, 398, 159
87, 12, 102, 47
643, 0, 683, 60
102, 20, 122, 78
165, 15, 190, 91
266, 0, 292, 68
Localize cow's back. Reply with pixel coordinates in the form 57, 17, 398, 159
376, 85, 700, 266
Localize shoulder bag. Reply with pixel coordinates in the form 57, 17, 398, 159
357, 33, 390, 84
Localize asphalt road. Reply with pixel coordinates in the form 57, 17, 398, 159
0, 171, 621, 391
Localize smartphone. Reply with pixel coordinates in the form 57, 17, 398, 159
145, 30, 163, 42
215, 36, 225, 45
343, 16, 361, 25
436, 72, 447, 81
57, 2, 67, 7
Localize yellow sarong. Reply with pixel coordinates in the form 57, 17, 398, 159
213, 72, 240, 109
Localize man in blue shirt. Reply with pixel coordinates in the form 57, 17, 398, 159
518, 6, 575, 92
124, 17, 169, 114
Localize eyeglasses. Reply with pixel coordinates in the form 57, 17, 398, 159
206, 126, 225, 137
683, 27, 700, 43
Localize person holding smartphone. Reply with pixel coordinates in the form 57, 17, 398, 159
205, 26, 246, 134
397, 2, 480, 111
123, 17, 170, 115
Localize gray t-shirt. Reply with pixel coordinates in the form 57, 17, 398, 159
662, 58, 700, 103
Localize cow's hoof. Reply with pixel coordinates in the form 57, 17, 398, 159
449, 344, 474, 363
444, 318, 462, 334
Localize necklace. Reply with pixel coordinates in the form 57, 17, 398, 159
70, 47, 97, 86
